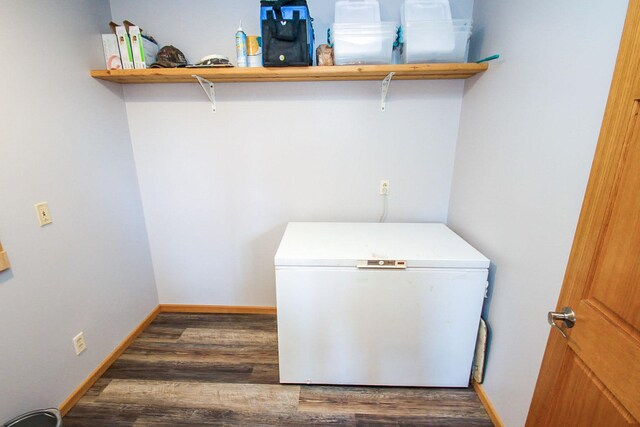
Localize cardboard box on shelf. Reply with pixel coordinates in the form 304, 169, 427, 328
109, 21, 134, 69
123, 21, 159, 68
126, 24, 145, 68
101, 34, 122, 70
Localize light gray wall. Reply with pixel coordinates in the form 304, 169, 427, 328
0, 1, 157, 421
448, 1, 627, 425
110, 0, 472, 305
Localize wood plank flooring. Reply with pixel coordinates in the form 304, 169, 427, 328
63, 313, 492, 426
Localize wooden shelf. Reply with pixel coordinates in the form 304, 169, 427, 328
90, 63, 488, 84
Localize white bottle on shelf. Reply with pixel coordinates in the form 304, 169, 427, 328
235, 21, 248, 67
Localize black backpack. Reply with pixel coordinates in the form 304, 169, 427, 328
260, 0, 314, 66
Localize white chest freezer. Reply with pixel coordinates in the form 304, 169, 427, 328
274, 222, 489, 387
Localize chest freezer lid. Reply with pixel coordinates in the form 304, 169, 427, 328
275, 222, 489, 269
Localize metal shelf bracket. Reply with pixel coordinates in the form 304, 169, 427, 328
193, 75, 217, 113
381, 72, 395, 112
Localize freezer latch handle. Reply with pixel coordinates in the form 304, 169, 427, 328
356, 260, 407, 269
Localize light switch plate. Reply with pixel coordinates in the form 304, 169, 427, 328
34, 202, 52, 226
73, 332, 87, 355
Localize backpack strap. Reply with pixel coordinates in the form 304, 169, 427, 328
267, 9, 301, 41
273, 0, 295, 19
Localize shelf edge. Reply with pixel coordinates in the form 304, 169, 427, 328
90, 63, 488, 84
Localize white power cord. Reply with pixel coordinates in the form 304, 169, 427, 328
379, 193, 388, 223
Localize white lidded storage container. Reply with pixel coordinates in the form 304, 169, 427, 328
333, 22, 398, 65
335, 0, 381, 23
401, 0, 452, 21
332, 0, 397, 65
274, 222, 490, 387
401, 0, 472, 63
403, 19, 472, 63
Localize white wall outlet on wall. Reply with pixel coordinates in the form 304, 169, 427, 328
72, 332, 87, 355
34, 202, 52, 226
379, 180, 390, 195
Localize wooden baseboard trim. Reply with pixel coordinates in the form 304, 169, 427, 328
58, 305, 161, 416
59, 305, 274, 415
159, 304, 277, 314
473, 382, 505, 427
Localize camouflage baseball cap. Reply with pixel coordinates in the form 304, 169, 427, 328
150, 45, 188, 68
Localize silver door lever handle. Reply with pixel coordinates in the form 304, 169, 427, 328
548, 307, 576, 338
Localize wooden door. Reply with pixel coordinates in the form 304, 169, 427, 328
526, 2, 640, 426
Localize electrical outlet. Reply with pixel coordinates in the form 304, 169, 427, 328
379, 180, 390, 195
73, 332, 87, 355
34, 202, 52, 226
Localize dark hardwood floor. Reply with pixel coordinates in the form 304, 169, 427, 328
63, 313, 492, 426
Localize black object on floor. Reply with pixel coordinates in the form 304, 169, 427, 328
3, 409, 62, 427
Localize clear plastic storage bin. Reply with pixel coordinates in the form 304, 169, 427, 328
335, 0, 381, 23
402, 19, 471, 63
401, 0, 452, 21
333, 22, 398, 65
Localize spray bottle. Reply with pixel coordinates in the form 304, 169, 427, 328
235, 21, 247, 67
